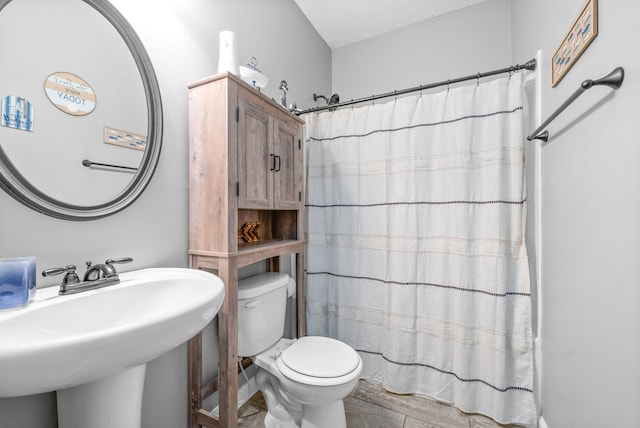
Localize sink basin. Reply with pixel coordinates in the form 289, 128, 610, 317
0, 267, 224, 427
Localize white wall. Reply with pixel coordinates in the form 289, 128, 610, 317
332, 0, 513, 101
0, 1, 330, 427
511, 1, 640, 427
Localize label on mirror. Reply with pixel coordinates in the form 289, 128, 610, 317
104, 126, 147, 151
1, 95, 33, 132
43, 71, 96, 116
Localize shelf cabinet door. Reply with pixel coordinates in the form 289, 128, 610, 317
273, 117, 303, 209
237, 97, 273, 209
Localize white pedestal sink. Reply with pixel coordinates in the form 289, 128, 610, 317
0, 267, 225, 428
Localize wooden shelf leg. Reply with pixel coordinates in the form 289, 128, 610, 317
217, 258, 239, 428
296, 252, 306, 338
189, 332, 204, 428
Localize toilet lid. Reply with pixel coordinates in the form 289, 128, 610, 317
279, 336, 360, 378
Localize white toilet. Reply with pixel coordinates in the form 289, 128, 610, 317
237, 272, 362, 428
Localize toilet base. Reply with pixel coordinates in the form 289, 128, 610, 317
301, 400, 346, 428
263, 398, 346, 428
256, 360, 349, 428
264, 411, 297, 428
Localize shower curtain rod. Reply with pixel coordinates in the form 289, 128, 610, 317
297, 58, 537, 115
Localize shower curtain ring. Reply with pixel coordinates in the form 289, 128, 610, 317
447, 79, 451, 92
476, 73, 481, 86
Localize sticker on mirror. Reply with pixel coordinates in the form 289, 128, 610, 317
1, 95, 33, 132
43, 71, 96, 116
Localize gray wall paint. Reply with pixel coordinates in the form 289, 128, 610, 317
0, 0, 330, 427
4, 0, 637, 427
511, 1, 640, 427
331, 0, 512, 102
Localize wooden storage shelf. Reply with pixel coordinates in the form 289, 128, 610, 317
187, 72, 305, 428
190, 239, 304, 261
238, 209, 298, 247
187, 245, 305, 428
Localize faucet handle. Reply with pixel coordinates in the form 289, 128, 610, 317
104, 257, 133, 277
105, 257, 133, 266
42, 265, 80, 286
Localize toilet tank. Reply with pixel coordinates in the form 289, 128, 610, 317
237, 272, 289, 357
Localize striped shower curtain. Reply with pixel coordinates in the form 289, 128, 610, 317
304, 73, 535, 425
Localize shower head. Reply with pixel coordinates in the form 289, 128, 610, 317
313, 93, 340, 107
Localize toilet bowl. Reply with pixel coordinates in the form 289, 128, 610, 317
237, 273, 362, 428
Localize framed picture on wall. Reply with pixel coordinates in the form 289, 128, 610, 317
551, 0, 598, 87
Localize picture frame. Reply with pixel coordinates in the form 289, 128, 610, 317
551, 0, 598, 87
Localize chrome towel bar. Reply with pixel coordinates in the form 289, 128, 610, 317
527, 67, 625, 142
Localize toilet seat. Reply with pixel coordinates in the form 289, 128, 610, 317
276, 336, 362, 387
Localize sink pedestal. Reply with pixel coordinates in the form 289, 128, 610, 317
57, 364, 147, 428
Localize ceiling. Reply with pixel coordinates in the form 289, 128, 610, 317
294, 0, 491, 49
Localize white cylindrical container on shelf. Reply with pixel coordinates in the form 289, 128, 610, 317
217, 30, 239, 75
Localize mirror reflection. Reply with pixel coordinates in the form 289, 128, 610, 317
0, 0, 149, 207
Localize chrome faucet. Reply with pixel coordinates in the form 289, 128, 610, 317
43, 257, 133, 295
84, 258, 121, 281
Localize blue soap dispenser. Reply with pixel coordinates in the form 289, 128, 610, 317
0, 257, 36, 310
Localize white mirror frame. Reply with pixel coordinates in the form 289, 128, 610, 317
0, 0, 163, 221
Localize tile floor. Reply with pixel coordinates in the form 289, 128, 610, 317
237, 379, 517, 428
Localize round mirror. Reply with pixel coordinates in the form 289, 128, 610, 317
0, 0, 162, 220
